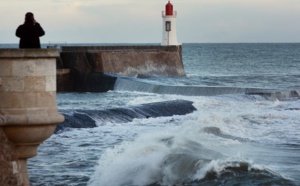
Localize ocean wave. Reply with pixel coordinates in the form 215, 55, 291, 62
201, 126, 250, 142
114, 77, 300, 100
246, 90, 300, 101
55, 100, 196, 133
88, 137, 295, 186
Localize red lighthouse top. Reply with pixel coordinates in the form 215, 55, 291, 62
165, 1, 173, 16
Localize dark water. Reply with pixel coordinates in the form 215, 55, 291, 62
2, 43, 299, 186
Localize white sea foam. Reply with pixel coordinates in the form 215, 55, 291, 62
25, 43, 300, 186
85, 90, 300, 186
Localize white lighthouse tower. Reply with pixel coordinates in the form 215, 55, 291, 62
161, 1, 179, 46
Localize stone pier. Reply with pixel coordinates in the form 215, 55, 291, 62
0, 49, 65, 186
60, 45, 184, 76
57, 45, 184, 92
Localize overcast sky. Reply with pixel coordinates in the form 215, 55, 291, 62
1, 0, 300, 44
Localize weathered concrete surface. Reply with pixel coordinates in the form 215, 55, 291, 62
0, 49, 64, 186
61, 45, 184, 76
57, 69, 74, 92
86, 50, 184, 76
71, 72, 117, 92
59, 52, 91, 74
57, 45, 184, 92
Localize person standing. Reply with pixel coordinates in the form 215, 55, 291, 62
16, 12, 45, 48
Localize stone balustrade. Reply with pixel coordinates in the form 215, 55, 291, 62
0, 49, 64, 186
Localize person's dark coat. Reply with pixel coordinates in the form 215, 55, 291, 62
16, 22, 45, 48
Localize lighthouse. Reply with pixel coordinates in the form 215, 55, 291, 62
161, 1, 179, 46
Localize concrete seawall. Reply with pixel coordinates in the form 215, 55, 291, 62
57, 45, 184, 92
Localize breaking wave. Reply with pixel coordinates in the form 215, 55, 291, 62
88, 136, 295, 186
114, 77, 300, 100
55, 100, 196, 133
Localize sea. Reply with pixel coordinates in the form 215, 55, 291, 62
1, 43, 300, 186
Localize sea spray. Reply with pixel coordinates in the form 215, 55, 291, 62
26, 43, 300, 186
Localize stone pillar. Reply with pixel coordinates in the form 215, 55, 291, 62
0, 49, 65, 186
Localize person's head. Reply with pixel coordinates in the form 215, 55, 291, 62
24, 12, 35, 25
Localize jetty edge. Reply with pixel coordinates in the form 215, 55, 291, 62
56, 45, 184, 92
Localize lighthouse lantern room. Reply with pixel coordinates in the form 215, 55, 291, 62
161, 1, 179, 46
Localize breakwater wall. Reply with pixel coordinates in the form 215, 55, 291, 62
57, 45, 184, 92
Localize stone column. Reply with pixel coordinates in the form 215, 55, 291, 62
0, 49, 65, 186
